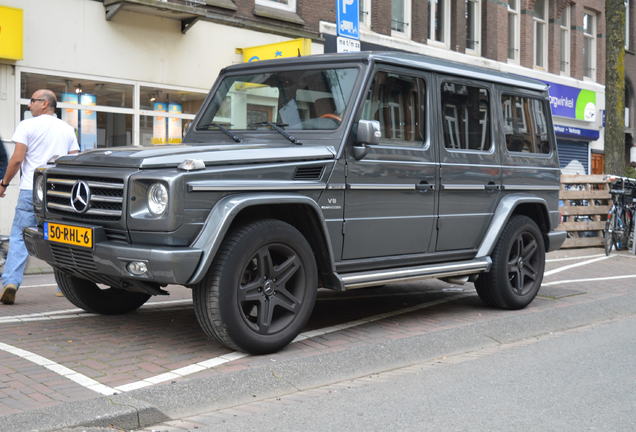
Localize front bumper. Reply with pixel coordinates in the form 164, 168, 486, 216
23, 226, 202, 286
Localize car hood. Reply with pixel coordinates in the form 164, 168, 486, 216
54, 143, 337, 169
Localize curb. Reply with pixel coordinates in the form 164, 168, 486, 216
1, 288, 633, 432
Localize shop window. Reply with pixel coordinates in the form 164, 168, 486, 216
441, 82, 491, 151
359, 71, 425, 147
21, 72, 133, 108
19, 70, 205, 149
501, 94, 550, 154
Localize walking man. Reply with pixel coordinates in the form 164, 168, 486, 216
0, 89, 79, 304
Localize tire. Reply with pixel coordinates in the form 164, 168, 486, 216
54, 270, 151, 314
474, 215, 545, 310
193, 219, 318, 355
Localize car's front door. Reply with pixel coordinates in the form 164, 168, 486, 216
342, 67, 437, 261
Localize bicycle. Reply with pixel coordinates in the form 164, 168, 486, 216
604, 177, 636, 256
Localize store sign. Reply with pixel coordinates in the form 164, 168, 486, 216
336, 0, 359, 40
554, 124, 600, 141
0, 6, 22, 60
544, 81, 597, 122
237, 38, 312, 63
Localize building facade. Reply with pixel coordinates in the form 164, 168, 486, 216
0, 0, 611, 232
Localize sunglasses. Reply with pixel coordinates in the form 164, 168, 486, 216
30, 98, 46, 103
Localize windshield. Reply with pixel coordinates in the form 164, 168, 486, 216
197, 67, 359, 131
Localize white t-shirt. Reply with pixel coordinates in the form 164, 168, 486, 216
11, 114, 79, 190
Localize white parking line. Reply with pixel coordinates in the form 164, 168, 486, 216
546, 254, 604, 263
543, 255, 612, 277
0, 299, 193, 324
0, 342, 118, 395
115, 294, 471, 393
542, 274, 636, 286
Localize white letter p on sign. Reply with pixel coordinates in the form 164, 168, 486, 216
343, 0, 354, 13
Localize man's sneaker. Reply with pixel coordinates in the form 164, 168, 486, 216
1, 284, 17, 305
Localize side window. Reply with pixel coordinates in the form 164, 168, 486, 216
501, 94, 551, 154
441, 82, 491, 151
360, 71, 425, 146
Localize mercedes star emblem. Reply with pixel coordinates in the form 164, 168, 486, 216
70, 181, 91, 213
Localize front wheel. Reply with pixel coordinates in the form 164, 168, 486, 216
475, 215, 545, 309
54, 270, 151, 314
604, 217, 615, 256
193, 219, 318, 355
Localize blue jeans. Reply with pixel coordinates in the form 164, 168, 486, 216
1, 189, 37, 288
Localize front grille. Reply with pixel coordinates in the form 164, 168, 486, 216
46, 175, 124, 221
105, 228, 130, 243
50, 244, 97, 271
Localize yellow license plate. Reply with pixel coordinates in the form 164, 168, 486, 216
44, 222, 93, 248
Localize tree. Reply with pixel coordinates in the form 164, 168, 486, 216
605, 0, 626, 175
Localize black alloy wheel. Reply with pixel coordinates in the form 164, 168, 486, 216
475, 215, 545, 310
193, 219, 317, 354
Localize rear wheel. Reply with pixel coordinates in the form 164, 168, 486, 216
193, 219, 317, 355
475, 215, 545, 309
54, 270, 151, 314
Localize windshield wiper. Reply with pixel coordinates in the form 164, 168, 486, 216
208, 123, 242, 143
250, 121, 302, 145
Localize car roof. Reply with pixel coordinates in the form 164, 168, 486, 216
222, 51, 548, 92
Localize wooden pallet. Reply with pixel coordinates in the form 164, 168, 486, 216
557, 175, 610, 248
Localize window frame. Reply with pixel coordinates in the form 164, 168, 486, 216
428, 0, 451, 48
255, 0, 296, 13
391, 0, 412, 38
357, 67, 429, 150
533, 0, 549, 70
559, 5, 571, 76
507, 0, 520, 64
465, 0, 482, 56
500, 92, 554, 157
359, 0, 372, 30
439, 79, 494, 154
583, 10, 597, 80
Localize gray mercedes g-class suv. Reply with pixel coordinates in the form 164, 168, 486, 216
25, 52, 566, 354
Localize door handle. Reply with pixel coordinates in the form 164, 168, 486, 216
415, 181, 435, 192
484, 182, 499, 192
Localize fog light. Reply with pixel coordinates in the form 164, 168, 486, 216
127, 261, 148, 275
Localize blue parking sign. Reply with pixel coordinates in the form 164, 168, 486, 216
336, 0, 359, 40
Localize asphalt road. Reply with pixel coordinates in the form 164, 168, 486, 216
139, 316, 636, 432
0, 247, 635, 431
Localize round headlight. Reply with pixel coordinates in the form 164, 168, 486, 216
34, 175, 45, 204
147, 183, 168, 215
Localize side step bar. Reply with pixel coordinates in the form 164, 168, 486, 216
339, 257, 492, 290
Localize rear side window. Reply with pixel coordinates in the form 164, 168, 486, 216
501, 94, 551, 154
359, 71, 425, 147
441, 82, 491, 151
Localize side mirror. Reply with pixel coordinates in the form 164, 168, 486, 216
353, 120, 381, 160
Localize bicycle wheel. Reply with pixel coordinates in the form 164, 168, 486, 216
604, 213, 616, 256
